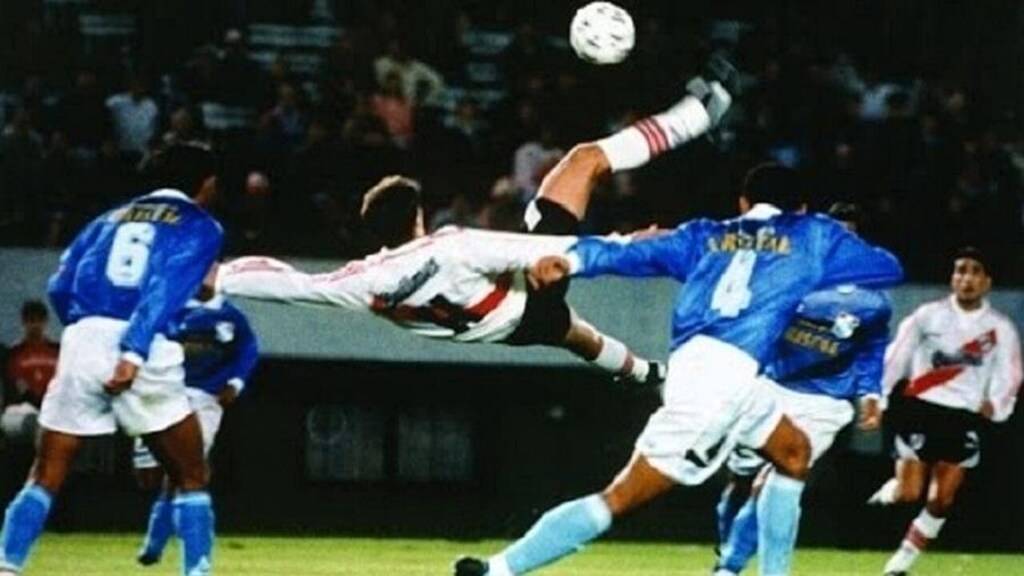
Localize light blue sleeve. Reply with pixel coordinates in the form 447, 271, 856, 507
121, 216, 223, 361
571, 221, 706, 281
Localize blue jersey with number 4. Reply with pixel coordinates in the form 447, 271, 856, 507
47, 189, 223, 362
766, 285, 891, 399
570, 205, 903, 364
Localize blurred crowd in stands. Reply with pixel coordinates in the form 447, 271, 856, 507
1, 0, 1023, 282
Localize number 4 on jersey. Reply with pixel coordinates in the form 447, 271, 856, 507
710, 249, 755, 318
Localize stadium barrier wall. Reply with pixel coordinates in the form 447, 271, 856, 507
4, 248, 1024, 361
1, 249, 1021, 550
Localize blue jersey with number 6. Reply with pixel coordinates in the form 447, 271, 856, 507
569, 205, 903, 364
47, 189, 223, 362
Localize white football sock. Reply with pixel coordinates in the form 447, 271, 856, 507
592, 335, 648, 382
485, 554, 513, 576
884, 509, 946, 573
597, 95, 712, 172
867, 477, 899, 505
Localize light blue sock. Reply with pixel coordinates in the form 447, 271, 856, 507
173, 491, 214, 576
140, 492, 174, 562
716, 483, 739, 546
500, 494, 612, 574
719, 496, 758, 573
757, 472, 804, 576
0, 484, 53, 571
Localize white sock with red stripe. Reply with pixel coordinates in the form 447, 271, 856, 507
884, 509, 946, 573
591, 334, 649, 383
596, 95, 712, 172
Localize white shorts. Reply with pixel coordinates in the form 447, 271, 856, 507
635, 335, 783, 486
38, 317, 191, 437
134, 388, 224, 469
727, 378, 856, 476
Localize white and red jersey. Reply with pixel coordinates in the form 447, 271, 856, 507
215, 226, 575, 343
883, 295, 1022, 422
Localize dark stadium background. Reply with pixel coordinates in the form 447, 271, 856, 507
0, 0, 1022, 554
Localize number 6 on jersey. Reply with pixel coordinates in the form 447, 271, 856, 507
105, 222, 156, 287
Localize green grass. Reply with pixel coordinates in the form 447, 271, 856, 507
18, 534, 1024, 575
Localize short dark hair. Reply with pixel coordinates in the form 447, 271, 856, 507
145, 142, 218, 196
20, 300, 48, 321
741, 163, 804, 211
360, 175, 422, 248
954, 246, 990, 276
827, 202, 861, 227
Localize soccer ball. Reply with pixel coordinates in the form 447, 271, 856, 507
569, 1, 635, 65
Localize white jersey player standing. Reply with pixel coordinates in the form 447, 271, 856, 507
869, 246, 1022, 576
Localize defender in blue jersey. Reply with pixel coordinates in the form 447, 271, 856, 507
456, 164, 903, 576
0, 144, 223, 576
713, 204, 893, 575
134, 296, 258, 567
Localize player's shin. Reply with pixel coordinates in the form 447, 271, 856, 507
716, 480, 746, 545
0, 484, 53, 572
756, 471, 804, 576
719, 496, 758, 573
883, 509, 946, 574
173, 491, 214, 576
491, 494, 612, 575
138, 492, 175, 565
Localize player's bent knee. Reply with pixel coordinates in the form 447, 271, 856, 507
777, 433, 811, 480
896, 481, 923, 503
565, 143, 608, 176
600, 454, 674, 516
763, 419, 811, 480
927, 487, 958, 515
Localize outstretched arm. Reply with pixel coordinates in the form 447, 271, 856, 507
568, 222, 703, 281
215, 256, 375, 311
120, 218, 223, 366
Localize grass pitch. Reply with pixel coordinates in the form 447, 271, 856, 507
19, 534, 1024, 575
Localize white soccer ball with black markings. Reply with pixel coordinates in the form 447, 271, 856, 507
569, 1, 635, 65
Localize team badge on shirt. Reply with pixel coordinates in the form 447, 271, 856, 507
831, 312, 860, 339
215, 321, 235, 343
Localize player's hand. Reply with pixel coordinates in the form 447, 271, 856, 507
980, 400, 995, 420
858, 396, 882, 430
198, 262, 220, 301
528, 256, 571, 289
105, 360, 139, 395
218, 386, 239, 407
